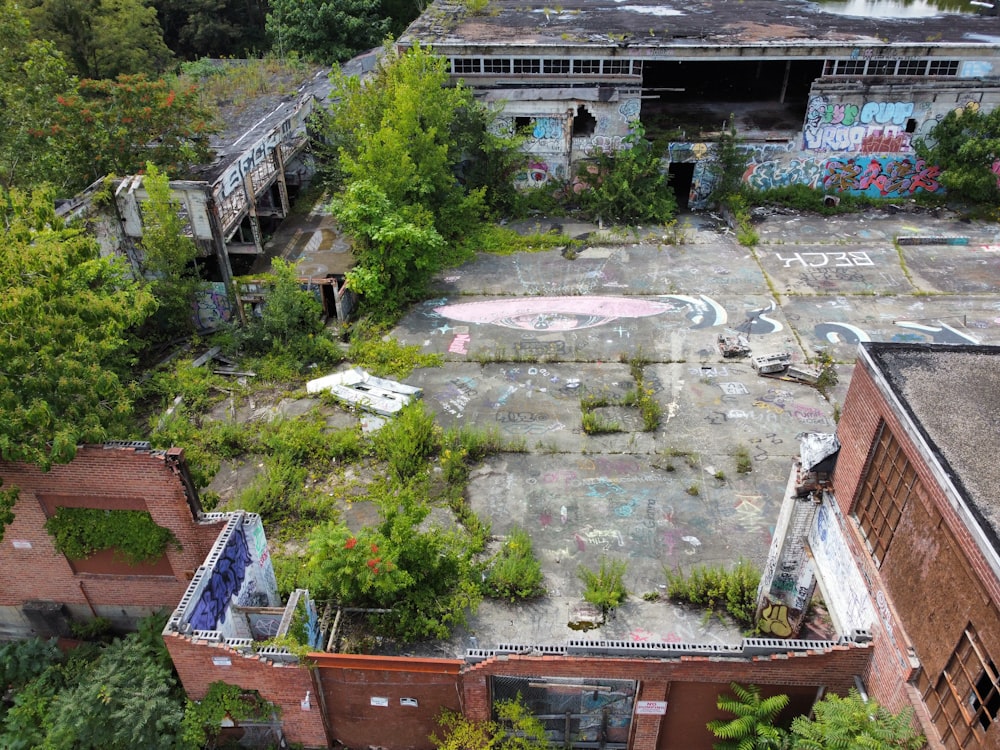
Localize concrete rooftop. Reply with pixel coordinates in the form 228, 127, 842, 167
402, 0, 1000, 49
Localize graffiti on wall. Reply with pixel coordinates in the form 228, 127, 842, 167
532, 117, 563, 140
618, 99, 640, 122
188, 525, 252, 631
514, 160, 567, 186
804, 96, 917, 151
193, 282, 233, 331
822, 156, 940, 196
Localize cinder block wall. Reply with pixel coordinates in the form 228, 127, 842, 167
0, 445, 226, 630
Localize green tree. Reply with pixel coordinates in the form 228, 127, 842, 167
41, 74, 216, 192
158, 0, 268, 59
915, 106, 1000, 205
0, 187, 156, 470
138, 163, 203, 338
333, 179, 446, 313
710, 115, 746, 203
0, 0, 74, 190
304, 476, 481, 641
708, 683, 790, 750
789, 690, 924, 750
318, 43, 509, 315
576, 121, 677, 225
27, 0, 173, 79
235, 257, 343, 366
266, 0, 389, 63
432, 697, 548, 750
41, 634, 187, 749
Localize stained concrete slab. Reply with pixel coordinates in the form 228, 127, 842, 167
377, 208, 1000, 657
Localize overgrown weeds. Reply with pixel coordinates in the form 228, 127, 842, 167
578, 557, 628, 615
664, 558, 761, 629
483, 526, 545, 601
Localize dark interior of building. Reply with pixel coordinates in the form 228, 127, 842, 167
640, 59, 823, 140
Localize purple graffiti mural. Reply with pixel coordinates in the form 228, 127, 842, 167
822, 156, 941, 197
434, 296, 675, 331
188, 525, 252, 631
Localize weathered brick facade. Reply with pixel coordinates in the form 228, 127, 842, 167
0, 444, 227, 637
168, 634, 871, 750
831, 345, 1000, 748
165, 633, 329, 748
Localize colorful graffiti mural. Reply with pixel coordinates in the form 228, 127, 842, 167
193, 282, 233, 331
804, 96, 917, 151
188, 525, 252, 631
822, 156, 940, 196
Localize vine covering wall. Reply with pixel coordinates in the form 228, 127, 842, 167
44, 506, 179, 565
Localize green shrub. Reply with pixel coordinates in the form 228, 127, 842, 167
665, 558, 760, 629
575, 122, 677, 225
578, 557, 628, 614
484, 527, 545, 601
372, 401, 440, 481
235, 458, 309, 523
467, 223, 575, 255
347, 333, 443, 379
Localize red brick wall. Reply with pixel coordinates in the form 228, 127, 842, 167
311, 653, 464, 750
0, 445, 226, 617
832, 354, 1000, 743
168, 641, 869, 750
465, 647, 871, 750
165, 633, 328, 748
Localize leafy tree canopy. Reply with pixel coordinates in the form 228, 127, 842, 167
266, 0, 390, 64
0, 187, 156, 470
319, 43, 514, 316
31, 634, 186, 750
158, 0, 268, 59
708, 682, 790, 750
39, 75, 217, 193
137, 162, 203, 339
26, 0, 173, 79
915, 106, 1000, 205
432, 698, 548, 750
0, 0, 74, 190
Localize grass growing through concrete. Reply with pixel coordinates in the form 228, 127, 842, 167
735, 445, 753, 474
579, 351, 662, 434
578, 557, 628, 616
664, 558, 761, 629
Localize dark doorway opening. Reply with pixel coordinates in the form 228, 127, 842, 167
573, 107, 597, 137
668, 162, 695, 210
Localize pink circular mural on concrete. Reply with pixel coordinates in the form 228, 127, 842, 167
434, 296, 677, 331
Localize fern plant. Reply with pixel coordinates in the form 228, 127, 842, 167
789, 690, 924, 749
707, 682, 789, 750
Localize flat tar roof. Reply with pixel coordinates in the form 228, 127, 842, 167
865, 343, 1000, 555
401, 0, 1000, 51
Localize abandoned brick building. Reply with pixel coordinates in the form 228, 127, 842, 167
158, 342, 1000, 749
0, 444, 229, 639
758, 343, 1000, 749
399, 0, 1000, 208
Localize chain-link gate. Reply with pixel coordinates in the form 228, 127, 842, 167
491, 675, 637, 749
